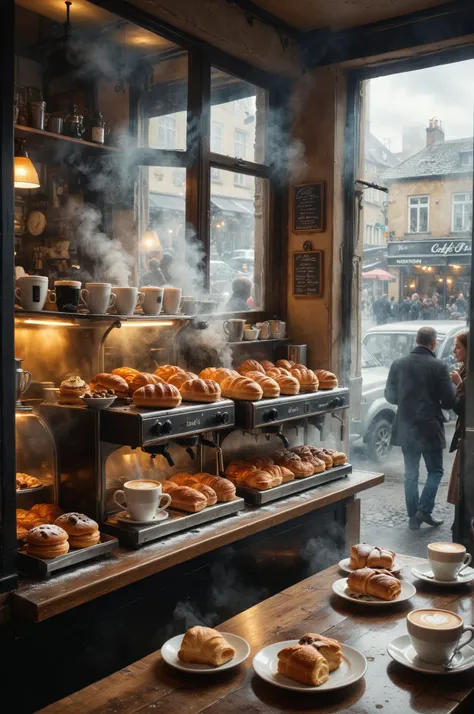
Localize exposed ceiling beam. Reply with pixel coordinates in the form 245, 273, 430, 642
225, 0, 301, 40
302, 0, 474, 68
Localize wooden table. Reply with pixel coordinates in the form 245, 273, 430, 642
38, 554, 474, 714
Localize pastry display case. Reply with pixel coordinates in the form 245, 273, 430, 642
15, 409, 57, 510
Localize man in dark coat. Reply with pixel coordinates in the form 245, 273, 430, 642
384, 326, 455, 530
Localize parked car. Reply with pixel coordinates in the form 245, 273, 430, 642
210, 260, 237, 296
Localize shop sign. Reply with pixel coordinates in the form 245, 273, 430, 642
387, 238, 472, 266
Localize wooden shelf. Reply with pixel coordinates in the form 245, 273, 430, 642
15, 124, 121, 155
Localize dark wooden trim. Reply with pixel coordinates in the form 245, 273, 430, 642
0, 0, 17, 593
224, 0, 301, 40
302, 0, 474, 68
209, 152, 271, 178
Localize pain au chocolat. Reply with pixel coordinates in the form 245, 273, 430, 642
133, 382, 182, 408
180, 378, 221, 403
89, 372, 129, 397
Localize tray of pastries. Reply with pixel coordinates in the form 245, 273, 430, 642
231, 359, 339, 399
224, 446, 350, 505
16, 472, 44, 493
16, 511, 118, 579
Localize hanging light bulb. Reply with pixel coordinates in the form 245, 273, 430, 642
139, 225, 162, 251
14, 140, 40, 189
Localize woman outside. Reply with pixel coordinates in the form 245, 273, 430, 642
448, 330, 468, 543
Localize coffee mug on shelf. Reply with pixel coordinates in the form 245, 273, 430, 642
80, 283, 116, 314
15, 275, 50, 311
139, 286, 164, 316
407, 609, 474, 665
180, 296, 198, 315
427, 542, 472, 581
113, 287, 145, 315
49, 280, 82, 312
113, 479, 171, 522
269, 319, 286, 339
256, 321, 270, 340
223, 318, 245, 342
162, 287, 182, 314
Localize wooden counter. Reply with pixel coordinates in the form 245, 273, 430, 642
13, 469, 382, 622
38, 554, 474, 714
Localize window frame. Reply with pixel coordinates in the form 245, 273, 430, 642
408, 195, 429, 233
452, 191, 472, 233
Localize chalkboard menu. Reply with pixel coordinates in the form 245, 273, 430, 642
293, 182, 325, 232
293, 250, 323, 297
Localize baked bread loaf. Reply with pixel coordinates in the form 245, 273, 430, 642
349, 544, 396, 570
277, 644, 329, 686
298, 634, 343, 672
129, 372, 164, 394
178, 626, 236, 667
266, 367, 291, 378
274, 450, 314, 477
272, 374, 300, 396
238, 359, 265, 376
220, 375, 263, 401
26, 524, 69, 559
211, 368, 240, 385
112, 367, 140, 385
180, 378, 221, 403
244, 371, 280, 398
315, 369, 338, 389
59, 375, 88, 404
320, 448, 346, 466
89, 373, 129, 397
279, 466, 295, 483
133, 382, 182, 409
289, 446, 326, 473
225, 461, 256, 478
290, 367, 319, 392
193, 473, 236, 502
167, 371, 198, 389
169, 472, 200, 486
167, 485, 207, 512
347, 567, 402, 601
154, 364, 185, 381
31, 503, 64, 524
189, 482, 217, 507
249, 456, 274, 468
260, 360, 274, 370
198, 367, 219, 381
245, 468, 282, 490
16, 472, 42, 490
54, 512, 100, 548
276, 359, 295, 370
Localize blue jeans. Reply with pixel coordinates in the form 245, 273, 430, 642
402, 448, 444, 518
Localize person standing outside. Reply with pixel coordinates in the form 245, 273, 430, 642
447, 331, 468, 542
385, 326, 456, 530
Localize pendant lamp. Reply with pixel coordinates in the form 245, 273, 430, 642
14, 140, 40, 189
140, 225, 162, 251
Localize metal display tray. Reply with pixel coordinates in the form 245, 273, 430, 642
230, 464, 352, 505
103, 497, 246, 548
17, 533, 118, 579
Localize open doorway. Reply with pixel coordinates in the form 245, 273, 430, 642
349, 58, 473, 556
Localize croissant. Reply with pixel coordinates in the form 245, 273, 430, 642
244, 371, 280, 398
112, 367, 140, 385
154, 364, 185, 381
238, 359, 265, 376
167, 485, 207, 513
277, 644, 329, 686
226, 466, 258, 486
178, 626, 236, 666
193, 473, 236, 502
220, 375, 263, 401
347, 567, 402, 601
274, 450, 314, 477
189, 482, 217, 507
248, 456, 274, 468
315, 369, 338, 389
89, 372, 129, 397
321, 448, 347, 466
30, 503, 64, 524
298, 634, 343, 672
289, 446, 325, 473
225, 461, 256, 478
349, 544, 396, 570
169, 472, 200, 486
244, 469, 282, 490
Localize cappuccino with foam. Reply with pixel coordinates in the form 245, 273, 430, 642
428, 542, 472, 581
114, 479, 171, 521
407, 609, 474, 665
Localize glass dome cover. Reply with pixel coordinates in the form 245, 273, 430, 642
15, 411, 57, 498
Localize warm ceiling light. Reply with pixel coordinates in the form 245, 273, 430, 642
14, 140, 40, 189
139, 226, 162, 252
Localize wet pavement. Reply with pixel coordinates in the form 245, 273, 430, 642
351, 422, 456, 558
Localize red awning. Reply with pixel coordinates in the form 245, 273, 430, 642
362, 269, 395, 280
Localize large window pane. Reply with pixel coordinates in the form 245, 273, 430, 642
210, 171, 268, 311
210, 68, 267, 164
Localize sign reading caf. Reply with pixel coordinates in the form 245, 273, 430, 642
387, 238, 472, 266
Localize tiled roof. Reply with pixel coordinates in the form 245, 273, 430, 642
365, 132, 399, 169
383, 137, 473, 181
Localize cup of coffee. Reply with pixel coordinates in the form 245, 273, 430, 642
80, 283, 116, 314
269, 320, 286, 339
223, 318, 245, 342
113, 479, 171, 522
15, 275, 50, 311
163, 287, 182, 314
427, 542, 472, 581
114, 287, 145, 315
407, 609, 474, 665
139, 286, 163, 315
180, 296, 198, 315
257, 321, 270, 339
49, 280, 82, 312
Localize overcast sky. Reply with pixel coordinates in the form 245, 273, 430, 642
369, 59, 474, 153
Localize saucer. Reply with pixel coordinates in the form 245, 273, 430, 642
253, 640, 367, 692
411, 561, 474, 585
338, 557, 402, 576
387, 634, 474, 674
332, 577, 415, 605
162, 633, 250, 673
115, 510, 169, 525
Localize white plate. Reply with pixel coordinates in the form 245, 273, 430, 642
332, 577, 416, 605
252, 640, 367, 692
411, 561, 474, 585
115, 510, 169, 525
161, 632, 250, 672
388, 634, 474, 674
338, 557, 402, 575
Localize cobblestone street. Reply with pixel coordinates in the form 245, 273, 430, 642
351, 423, 456, 557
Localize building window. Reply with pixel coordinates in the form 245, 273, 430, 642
211, 122, 223, 182
452, 192, 472, 232
408, 195, 429, 233
461, 152, 473, 167
172, 170, 185, 187
157, 116, 176, 149
234, 129, 248, 160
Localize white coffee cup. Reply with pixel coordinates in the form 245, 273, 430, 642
15, 275, 50, 311
113, 287, 145, 315
139, 286, 164, 315
80, 283, 116, 314
113, 479, 171, 521
269, 319, 286, 339
163, 287, 182, 314
407, 608, 474, 665
427, 542, 472, 581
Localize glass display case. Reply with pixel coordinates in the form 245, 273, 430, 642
15, 409, 57, 511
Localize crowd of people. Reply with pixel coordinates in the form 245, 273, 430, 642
363, 289, 468, 325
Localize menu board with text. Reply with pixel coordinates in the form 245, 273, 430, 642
293, 250, 323, 297
293, 182, 325, 232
